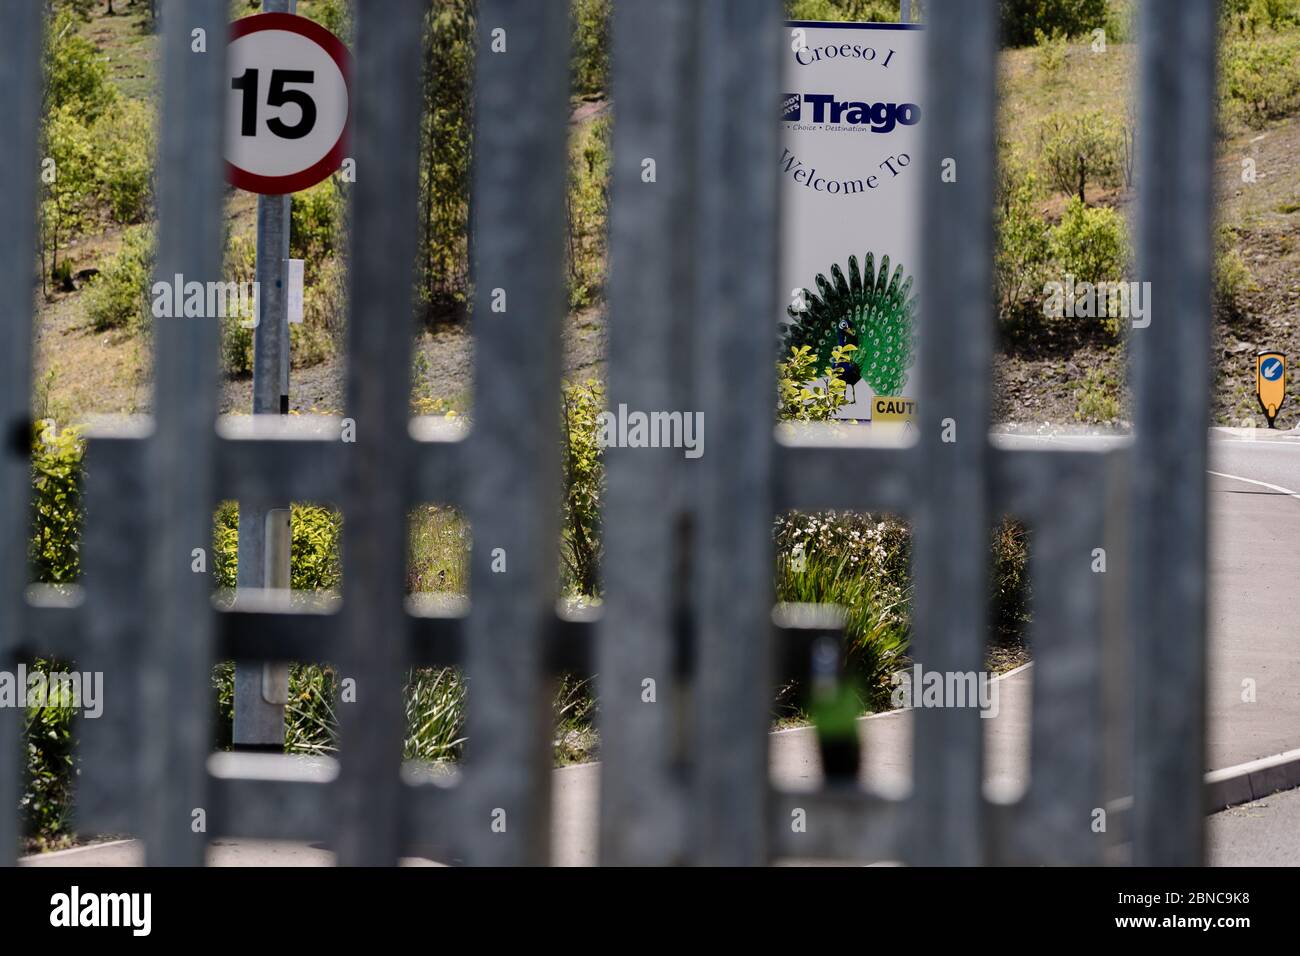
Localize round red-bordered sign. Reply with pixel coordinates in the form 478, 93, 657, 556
225, 13, 352, 194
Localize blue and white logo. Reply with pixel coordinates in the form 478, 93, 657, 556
780, 93, 920, 132
1262, 357, 1283, 381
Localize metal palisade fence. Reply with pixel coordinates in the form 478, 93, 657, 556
0, 0, 1214, 866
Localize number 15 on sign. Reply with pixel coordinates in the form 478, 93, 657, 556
226, 13, 352, 194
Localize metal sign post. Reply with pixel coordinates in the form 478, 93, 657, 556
233, 0, 295, 748
224, 3, 351, 747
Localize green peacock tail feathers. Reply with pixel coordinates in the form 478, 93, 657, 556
783, 253, 917, 397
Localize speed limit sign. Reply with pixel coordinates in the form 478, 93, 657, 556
226, 13, 352, 194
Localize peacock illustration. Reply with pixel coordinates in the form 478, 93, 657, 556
783, 253, 917, 400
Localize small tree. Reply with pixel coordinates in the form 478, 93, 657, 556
41, 106, 97, 293
995, 167, 1051, 323
1036, 110, 1123, 204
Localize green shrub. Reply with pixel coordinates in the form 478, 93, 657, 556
1102, 0, 1134, 43
785, 0, 902, 21
30, 423, 84, 585
416, 0, 475, 322
212, 501, 343, 592
990, 519, 1032, 644
773, 507, 1032, 714
1221, 33, 1300, 128
93, 98, 156, 224
560, 380, 604, 597
1033, 27, 1068, 78
1036, 109, 1123, 204
292, 255, 346, 368
84, 223, 155, 333
1074, 367, 1122, 423
1214, 226, 1256, 318
289, 179, 343, 282
775, 517, 911, 711
567, 114, 611, 309
41, 104, 98, 287
1050, 197, 1129, 288
43, 10, 117, 123
572, 0, 611, 96
24, 422, 85, 845
995, 166, 1052, 323
408, 504, 468, 594
221, 234, 256, 376
1000, 0, 1108, 47
21, 660, 79, 845
777, 345, 855, 422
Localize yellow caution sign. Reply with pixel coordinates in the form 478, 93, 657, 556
872, 396, 916, 424
1257, 351, 1286, 428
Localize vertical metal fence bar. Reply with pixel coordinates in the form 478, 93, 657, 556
332, 0, 426, 867
1010, 457, 1110, 865
460, 0, 570, 866
909, 0, 998, 866
598, 0, 699, 866
1130, 0, 1216, 866
141, 0, 228, 865
0, 0, 44, 868
78, 431, 149, 836
692, 0, 781, 866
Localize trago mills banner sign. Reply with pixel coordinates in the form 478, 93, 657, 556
780, 21, 923, 423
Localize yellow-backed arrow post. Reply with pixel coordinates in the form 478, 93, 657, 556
1257, 351, 1286, 428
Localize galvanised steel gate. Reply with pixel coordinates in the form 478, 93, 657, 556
0, 0, 1214, 866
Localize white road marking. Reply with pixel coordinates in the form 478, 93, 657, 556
1208, 469, 1300, 504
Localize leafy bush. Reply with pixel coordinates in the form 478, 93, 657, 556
1036, 109, 1123, 204
572, 0, 611, 96
1214, 226, 1256, 318
22, 660, 79, 846
995, 166, 1052, 323
211, 501, 343, 592
1220, 33, 1300, 128
1049, 197, 1129, 288
990, 519, 1032, 644
416, 0, 475, 322
567, 114, 611, 309
560, 380, 604, 597
221, 234, 256, 376
1224, 0, 1300, 33
24, 423, 85, 845
93, 97, 156, 224
41, 105, 98, 286
43, 10, 117, 123
289, 179, 344, 282
293, 255, 346, 368
407, 504, 468, 595
777, 345, 855, 422
1000, 0, 1108, 47
786, 0, 902, 21
84, 223, 155, 333
30, 423, 84, 585
1033, 27, 1068, 78
774, 514, 911, 710
1074, 367, 1122, 423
